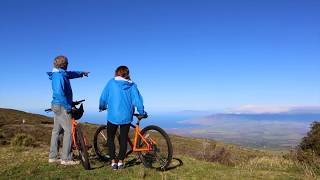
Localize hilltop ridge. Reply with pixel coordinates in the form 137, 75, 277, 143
0, 108, 317, 179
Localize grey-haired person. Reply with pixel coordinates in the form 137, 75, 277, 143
47, 55, 89, 165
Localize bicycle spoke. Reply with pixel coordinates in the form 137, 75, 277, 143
138, 125, 172, 170
99, 131, 107, 141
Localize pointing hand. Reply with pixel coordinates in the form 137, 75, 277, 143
83, 72, 90, 77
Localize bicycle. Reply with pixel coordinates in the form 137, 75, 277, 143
93, 114, 173, 170
45, 99, 91, 170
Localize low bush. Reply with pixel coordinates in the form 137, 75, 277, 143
299, 121, 320, 155
11, 133, 36, 147
294, 121, 320, 174
196, 139, 234, 166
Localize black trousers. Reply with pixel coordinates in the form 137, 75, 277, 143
107, 121, 130, 161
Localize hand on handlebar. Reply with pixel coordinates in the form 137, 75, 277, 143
99, 108, 107, 112
141, 111, 148, 118
134, 111, 148, 120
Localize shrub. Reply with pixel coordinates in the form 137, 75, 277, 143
11, 133, 36, 147
196, 139, 234, 166
212, 147, 234, 166
295, 121, 320, 174
299, 121, 320, 155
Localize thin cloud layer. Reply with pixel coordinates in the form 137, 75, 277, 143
230, 105, 320, 114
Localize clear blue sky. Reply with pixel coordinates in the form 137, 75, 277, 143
0, 0, 319, 113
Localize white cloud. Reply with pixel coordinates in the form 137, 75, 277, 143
229, 105, 320, 114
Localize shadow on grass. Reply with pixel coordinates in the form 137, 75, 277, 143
88, 156, 106, 170
164, 157, 183, 171
125, 158, 142, 168
89, 164, 105, 170
125, 157, 184, 171
88, 155, 141, 170
88, 156, 183, 171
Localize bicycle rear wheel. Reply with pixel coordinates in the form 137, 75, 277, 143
76, 124, 91, 170
94, 125, 126, 161
138, 125, 173, 170
93, 125, 110, 161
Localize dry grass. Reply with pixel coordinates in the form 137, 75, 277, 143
237, 156, 295, 171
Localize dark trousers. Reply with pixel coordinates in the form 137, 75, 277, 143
107, 121, 130, 161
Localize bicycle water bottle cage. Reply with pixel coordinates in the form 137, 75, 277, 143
72, 104, 84, 120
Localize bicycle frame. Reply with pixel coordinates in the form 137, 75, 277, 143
129, 122, 157, 152
72, 118, 90, 149
71, 118, 78, 149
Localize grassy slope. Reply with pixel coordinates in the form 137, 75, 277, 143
0, 147, 308, 180
0, 108, 317, 179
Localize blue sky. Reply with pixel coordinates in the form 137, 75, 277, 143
0, 0, 319, 113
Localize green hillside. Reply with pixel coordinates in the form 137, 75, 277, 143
0, 108, 317, 179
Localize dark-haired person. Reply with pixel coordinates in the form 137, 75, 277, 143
47, 55, 89, 165
99, 66, 147, 170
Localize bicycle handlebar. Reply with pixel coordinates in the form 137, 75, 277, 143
133, 113, 148, 120
44, 108, 52, 113
73, 99, 85, 106
44, 99, 85, 113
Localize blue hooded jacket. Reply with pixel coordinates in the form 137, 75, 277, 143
99, 77, 145, 125
47, 68, 85, 111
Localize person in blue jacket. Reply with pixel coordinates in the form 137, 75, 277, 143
47, 55, 89, 165
99, 65, 146, 170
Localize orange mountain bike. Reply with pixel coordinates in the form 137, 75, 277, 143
45, 99, 91, 170
93, 114, 173, 170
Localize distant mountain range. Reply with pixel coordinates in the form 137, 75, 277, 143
228, 105, 320, 114
172, 110, 320, 150
178, 106, 320, 126
180, 112, 320, 126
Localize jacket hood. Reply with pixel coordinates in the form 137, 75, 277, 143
47, 68, 66, 80
114, 76, 134, 90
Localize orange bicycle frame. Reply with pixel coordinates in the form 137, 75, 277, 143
71, 118, 90, 149
71, 118, 77, 149
131, 124, 157, 152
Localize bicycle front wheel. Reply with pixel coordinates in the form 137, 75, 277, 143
76, 124, 91, 170
138, 125, 173, 170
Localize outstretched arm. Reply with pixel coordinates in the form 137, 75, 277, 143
67, 71, 90, 79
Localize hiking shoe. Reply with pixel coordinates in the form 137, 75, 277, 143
48, 158, 61, 163
117, 163, 125, 170
61, 160, 80, 166
111, 163, 118, 170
